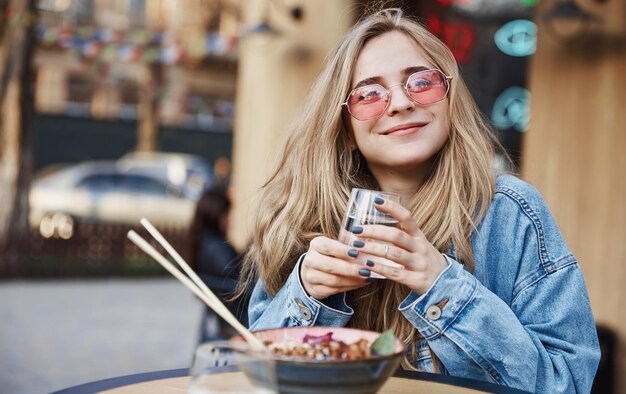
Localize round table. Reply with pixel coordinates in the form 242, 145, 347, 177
52, 368, 530, 394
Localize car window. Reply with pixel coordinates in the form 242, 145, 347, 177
77, 174, 120, 191
121, 174, 169, 196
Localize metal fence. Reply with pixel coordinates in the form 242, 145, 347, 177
6, 222, 188, 278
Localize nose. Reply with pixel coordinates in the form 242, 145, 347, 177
386, 84, 415, 116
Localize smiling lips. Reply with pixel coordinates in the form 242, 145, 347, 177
381, 122, 429, 136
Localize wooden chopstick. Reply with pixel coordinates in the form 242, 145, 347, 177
140, 218, 227, 315
127, 227, 265, 350
138, 218, 260, 348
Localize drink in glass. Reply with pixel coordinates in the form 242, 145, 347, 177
339, 188, 403, 279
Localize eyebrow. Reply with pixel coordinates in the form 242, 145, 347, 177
352, 66, 430, 90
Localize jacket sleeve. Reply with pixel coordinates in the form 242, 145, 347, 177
248, 254, 354, 331
399, 187, 600, 393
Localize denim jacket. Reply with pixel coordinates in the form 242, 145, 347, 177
248, 174, 600, 393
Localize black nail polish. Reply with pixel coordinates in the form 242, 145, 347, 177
358, 268, 371, 277
366, 277, 375, 283
353, 240, 365, 248
348, 249, 358, 257
374, 197, 384, 205
366, 260, 375, 267
352, 226, 363, 234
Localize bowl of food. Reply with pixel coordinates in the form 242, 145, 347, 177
230, 326, 405, 394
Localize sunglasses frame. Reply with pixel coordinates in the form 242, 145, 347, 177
340, 69, 453, 121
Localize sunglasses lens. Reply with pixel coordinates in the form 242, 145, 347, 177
406, 70, 449, 104
346, 85, 389, 120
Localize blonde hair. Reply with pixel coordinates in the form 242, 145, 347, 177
238, 8, 499, 370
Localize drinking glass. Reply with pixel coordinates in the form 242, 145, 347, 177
188, 341, 277, 394
339, 188, 403, 279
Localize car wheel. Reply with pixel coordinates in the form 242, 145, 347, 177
39, 212, 75, 239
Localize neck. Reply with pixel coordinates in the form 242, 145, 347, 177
369, 165, 429, 201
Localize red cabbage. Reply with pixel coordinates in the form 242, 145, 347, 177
302, 332, 334, 345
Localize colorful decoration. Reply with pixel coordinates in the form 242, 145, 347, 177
35, 24, 238, 65
427, 13, 476, 64
494, 19, 537, 57
436, 0, 471, 6
491, 87, 530, 132
521, 0, 539, 7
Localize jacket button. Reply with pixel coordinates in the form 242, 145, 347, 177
426, 305, 442, 320
299, 306, 313, 321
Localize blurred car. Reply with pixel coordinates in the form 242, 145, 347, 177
29, 153, 216, 239
117, 151, 216, 201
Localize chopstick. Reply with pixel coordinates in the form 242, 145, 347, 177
127, 219, 265, 350
139, 218, 257, 345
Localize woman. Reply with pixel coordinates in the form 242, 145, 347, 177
188, 187, 247, 342
238, 8, 600, 393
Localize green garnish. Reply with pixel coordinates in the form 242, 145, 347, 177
370, 329, 396, 356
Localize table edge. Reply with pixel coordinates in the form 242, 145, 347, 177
51, 367, 531, 394
49, 368, 189, 394
394, 370, 531, 394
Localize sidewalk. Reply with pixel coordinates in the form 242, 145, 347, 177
0, 279, 204, 394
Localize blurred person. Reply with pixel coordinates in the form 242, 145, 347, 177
213, 156, 232, 188
237, 8, 600, 393
188, 186, 246, 342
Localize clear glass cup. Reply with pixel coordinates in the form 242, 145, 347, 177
339, 188, 403, 279
188, 341, 277, 394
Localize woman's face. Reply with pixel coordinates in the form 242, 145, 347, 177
349, 31, 450, 178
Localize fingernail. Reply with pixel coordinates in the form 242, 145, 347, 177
353, 240, 365, 248
374, 197, 384, 205
366, 260, 375, 267
347, 249, 358, 258
358, 268, 371, 277
352, 226, 363, 234
366, 277, 375, 283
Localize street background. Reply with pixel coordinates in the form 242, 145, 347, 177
0, 279, 203, 394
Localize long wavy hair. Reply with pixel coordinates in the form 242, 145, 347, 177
238, 8, 500, 370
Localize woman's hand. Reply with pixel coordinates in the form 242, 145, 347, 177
301, 236, 372, 299
353, 197, 448, 294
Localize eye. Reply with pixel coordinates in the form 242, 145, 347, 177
349, 85, 386, 105
361, 89, 382, 102
407, 70, 446, 93
408, 78, 433, 92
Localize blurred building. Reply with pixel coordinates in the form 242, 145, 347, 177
34, 0, 239, 135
